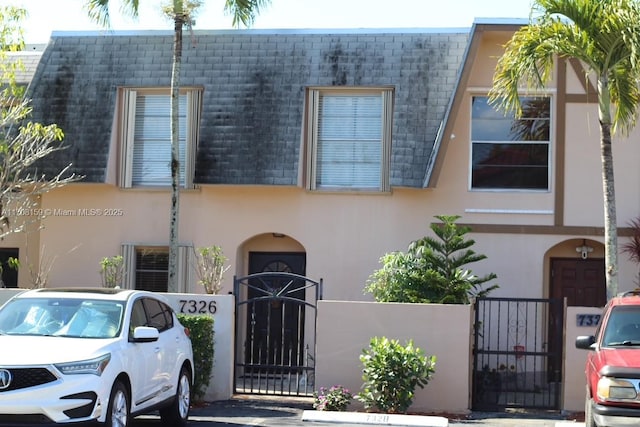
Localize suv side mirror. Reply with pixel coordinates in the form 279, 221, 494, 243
576, 335, 596, 350
132, 326, 159, 343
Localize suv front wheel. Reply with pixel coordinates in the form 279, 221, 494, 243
160, 366, 191, 426
106, 380, 130, 427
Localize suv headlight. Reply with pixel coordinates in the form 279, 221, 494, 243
597, 377, 638, 400
55, 354, 111, 376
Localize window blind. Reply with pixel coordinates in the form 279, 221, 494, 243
132, 94, 187, 186
316, 94, 383, 189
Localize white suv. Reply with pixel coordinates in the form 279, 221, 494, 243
0, 288, 194, 426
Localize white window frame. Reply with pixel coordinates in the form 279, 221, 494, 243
305, 87, 393, 192
118, 87, 202, 189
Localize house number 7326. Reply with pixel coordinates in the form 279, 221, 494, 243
179, 299, 217, 315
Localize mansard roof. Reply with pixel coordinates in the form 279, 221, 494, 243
27, 28, 470, 186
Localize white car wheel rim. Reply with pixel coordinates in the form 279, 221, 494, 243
178, 375, 191, 418
112, 389, 128, 427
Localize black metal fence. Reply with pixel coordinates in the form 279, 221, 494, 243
472, 297, 564, 411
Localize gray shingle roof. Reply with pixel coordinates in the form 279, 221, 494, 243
27, 29, 468, 187
5, 47, 44, 85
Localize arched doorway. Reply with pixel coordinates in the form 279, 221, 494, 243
234, 233, 320, 396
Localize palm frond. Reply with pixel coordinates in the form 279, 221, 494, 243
491, 0, 640, 133
610, 63, 640, 134
224, 0, 271, 28
85, 0, 139, 27
85, 0, 111, 27
489, 22, 565, 115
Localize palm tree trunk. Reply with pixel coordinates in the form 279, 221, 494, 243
598, 77, 618, 300
168, 10, 184, 293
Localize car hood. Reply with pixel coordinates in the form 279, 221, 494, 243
0, 335, 114, 365
596, 347, 640, 370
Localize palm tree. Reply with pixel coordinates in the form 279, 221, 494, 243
489, 0, 640, 301
86, 0, 271, 292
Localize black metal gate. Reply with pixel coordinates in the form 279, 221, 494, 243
234, 272, 322, 396
472, 297, 564, 411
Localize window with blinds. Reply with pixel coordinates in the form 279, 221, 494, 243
306, 88, 393, 192
118, 88, 202, 188
135, 247, 169, 293
121, 244, 194, 293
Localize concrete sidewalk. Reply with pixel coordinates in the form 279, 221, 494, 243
181, 396, 586, 427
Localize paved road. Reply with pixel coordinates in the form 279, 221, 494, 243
129, 397, 586, 427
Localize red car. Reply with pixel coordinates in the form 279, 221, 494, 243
576, 290, 640, 427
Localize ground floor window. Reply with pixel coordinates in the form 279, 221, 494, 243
0, 248, 18, 288
121, 244, 193, 292
135, 247, 169, 292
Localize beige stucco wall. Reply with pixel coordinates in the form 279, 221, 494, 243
315, 300, 473, 414
563, 305, 602, 412
34, 184, 454, 299
27, 178, 640, 302
315, 301, 602, 414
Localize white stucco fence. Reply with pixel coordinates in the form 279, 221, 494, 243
163, 294, 234, 402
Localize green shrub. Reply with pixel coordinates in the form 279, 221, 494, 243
177, 314, 214, 402
357, 337, 436, 414
99, 255, 124, 288
313, 385, 353, 411
365, 215, 498, 304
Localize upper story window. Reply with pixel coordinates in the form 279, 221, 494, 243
471, 96, 551, 191
305, 88, 393, 192
118, 88, 202, 188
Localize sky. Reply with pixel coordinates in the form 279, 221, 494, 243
5, 0, 535, 44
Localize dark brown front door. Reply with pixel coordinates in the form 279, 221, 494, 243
548, 258, 605, 383
550, 258, 606, 307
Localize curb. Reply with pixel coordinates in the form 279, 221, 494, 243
301, 410, 448, 426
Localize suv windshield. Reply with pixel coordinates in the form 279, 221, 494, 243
602, 305, 640, 346
0, 298, 123, 338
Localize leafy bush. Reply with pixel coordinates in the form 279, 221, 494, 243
177, 314, 214, 401
313, 385, 353, 411
357, 337, 436, 413
365, 215, 498, 304
99, 255, 124, 288
193, 246, 230, 294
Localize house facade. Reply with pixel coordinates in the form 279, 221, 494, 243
4, 18, 640, 410
8, 20, 635, 302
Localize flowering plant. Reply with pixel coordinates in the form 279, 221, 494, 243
313, 385, 353, 411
